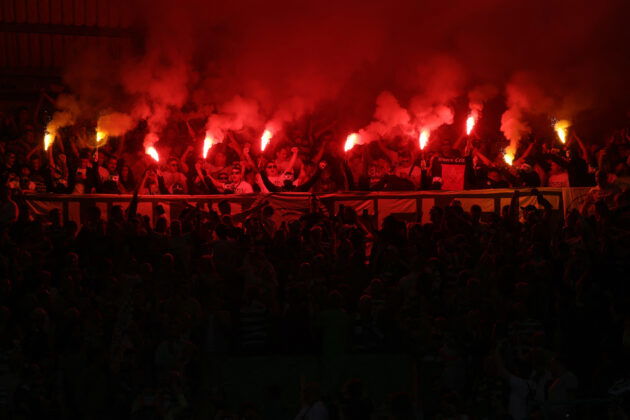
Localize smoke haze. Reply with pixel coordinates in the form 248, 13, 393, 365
60, 0, 630, 153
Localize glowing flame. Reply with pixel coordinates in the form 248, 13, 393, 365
146, 146, 160, 162
43, 131, 55, 151
344, 133, 359, 152
419, 129, 430, 150
203, 134, 214, 159
554, 119, 570, 144
466, 114, 476, 135
503, 152, 514, 166
260, 129, 273, 152
96, 131, 107, 145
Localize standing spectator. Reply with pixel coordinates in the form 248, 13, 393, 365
162, 157, 188, 194
581, 170, 621, 215
546, 157, 570, 187
28, 155, 49, 193
96, 156, 120, 193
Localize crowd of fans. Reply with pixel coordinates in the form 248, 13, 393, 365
2, 105, 630, 196
0, 105, 630, 419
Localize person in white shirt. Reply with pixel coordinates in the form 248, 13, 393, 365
162, 157, 188, 194
275, 144, 301, 174
547, 158, 570, 187
253, 148, 299, 192
207, 165, 253, 194
226, 165, 253, 194
581, 170, 621, 216
97, 156, 118, 184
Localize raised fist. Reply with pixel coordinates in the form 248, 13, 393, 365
319, 160, 327, 170
243, 144, 251, 154
291, 147, 299, 154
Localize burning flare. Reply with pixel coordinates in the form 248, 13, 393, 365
43, 131, 55, 151
260, 129, 273, 152
146, 146, 160, 162
96, 131, 107, 145
203, 134, 214, 159
344, 133, 359, 152
554, 120, 570, 144
503, 151, 514, 166
466, 114, 476, 136
418, 129, 430, 150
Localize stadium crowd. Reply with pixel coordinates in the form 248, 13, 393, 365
1, 105, 630, 196
0, 106, 629, 419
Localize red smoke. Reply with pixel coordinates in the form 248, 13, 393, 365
58, 0, 630, 149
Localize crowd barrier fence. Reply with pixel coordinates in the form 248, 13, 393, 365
22, 187, 592, 228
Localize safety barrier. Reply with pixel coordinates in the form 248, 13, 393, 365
22, 187, 591, 227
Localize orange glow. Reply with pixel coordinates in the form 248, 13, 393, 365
96, 130, 107, 145
344, 133, 359, 152
261, 129, 273, 151
146, 146, 160, 162
466, 114, 476, 135
44, 131, 55, 151
554, 119, 570, 144
203, 134, 214, 159
503, 151, 514, 166
418, 129, 430, 150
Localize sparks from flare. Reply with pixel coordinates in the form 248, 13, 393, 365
418, 129, 430, 150
344, 133, 359, 152
466, 114, 476, 136
146, 146, 160, 162
44, 131, 55, 151
554, 120, 570, 144
203, 134, 214, 159
260, 129, 273, 152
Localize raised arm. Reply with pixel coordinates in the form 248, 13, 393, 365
571, 130, 591, 163
452, 133, 467, 152
226, 132, 244, 158
508, 189, 520, 223
180, 145, 193, 174
473, 147, 493, 167
375, 138, 397, 166
26, 141, 43, 160
342, 160, 354, 190
312, 137, 327, 163
513, 141, 534, 168
185, 120, 196, 142
296, 161, 325, 192
260, 169, 280, 192
281, 147, 300, 176
532, 188, 552, 220
127, 169, 149, 219
155, 169, 169, 195
242, 144, 258, 173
